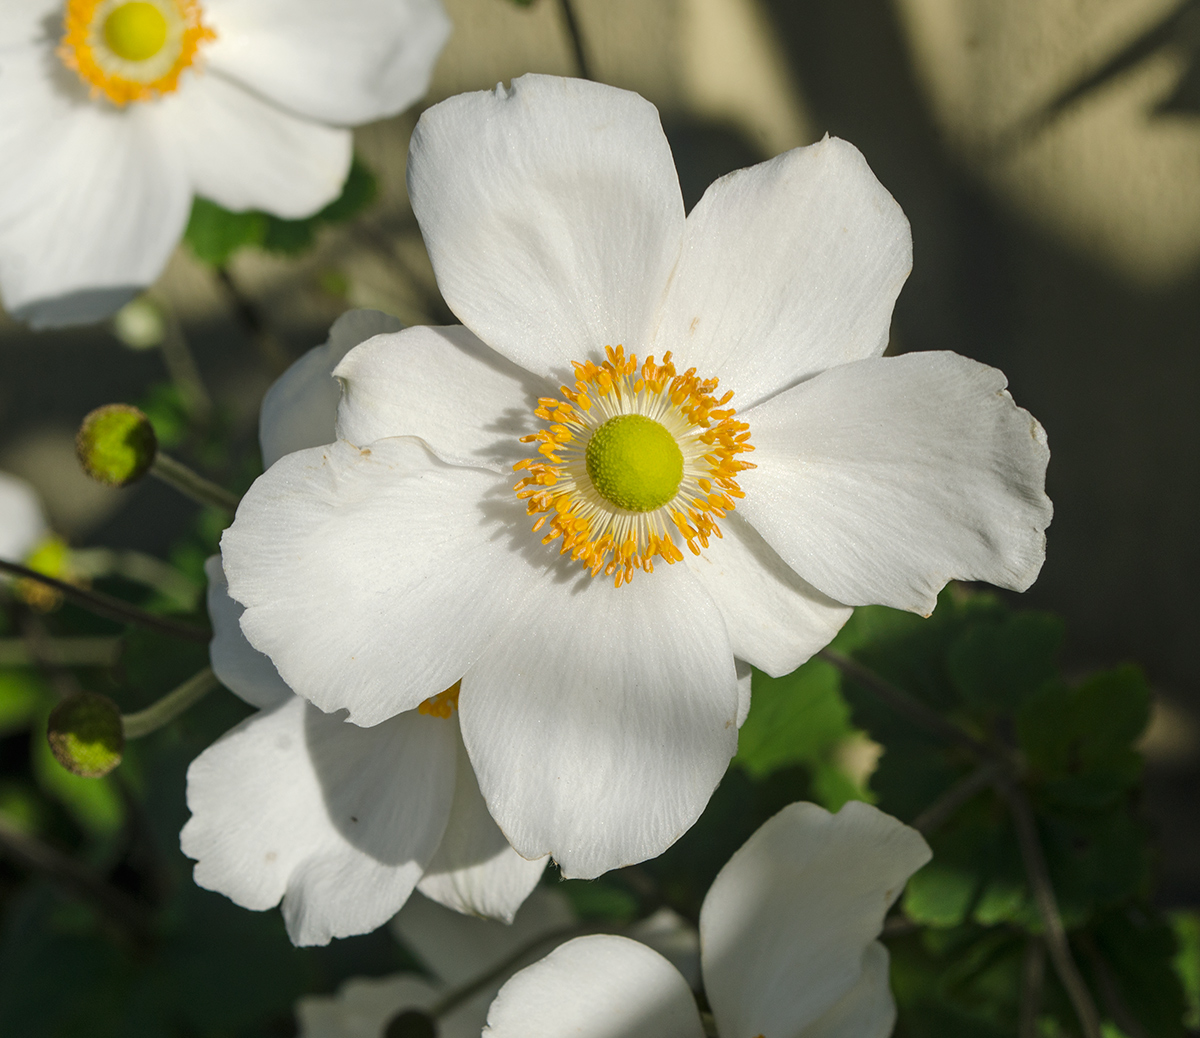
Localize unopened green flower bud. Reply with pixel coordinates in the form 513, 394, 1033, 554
46, 693, 124, 778
76, 404, 158, 487
111, 296, 166, 350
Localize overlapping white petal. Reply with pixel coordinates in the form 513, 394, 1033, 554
739, 352, 1053, 614
460, 561, 738, 879
407, 74, 685, 380
260, 309, 404, 469
653, 137, 911, 409
182, 696, 456, 946
700, 801, 930, 1038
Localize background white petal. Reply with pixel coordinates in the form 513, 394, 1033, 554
0, 472, 47, 563
735, 659, 752, 729
700, 801, 930, 1038
801, 942, 896, 1038
625, 908, 702, 991
204, 0, 450, 126
483, 935, 704, 1038
408, 74, 685, 381
417, 722, 548, 922
334, 325, 550, 470
393, 887, 575, 988
652, 137, 911, 410
682, 513, 852, 677
204, 556, 291, 710
181, 697, 456, 946
297, 975, 441, 1038
0, 53, 190, 326
155, 73, 351, 220
739, 352, 1053, 614
260, 310, 403, 469
460, 562, 738, 879
221, 438, 538, 727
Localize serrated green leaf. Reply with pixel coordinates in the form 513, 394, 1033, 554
183, 197, 267, 266
946, 611, 1063, 712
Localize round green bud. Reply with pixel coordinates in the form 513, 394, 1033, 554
111, 296, 166, 350
47, 693, 124, 778
76, 404, 158, 487
384, 1010, 437, 1038
585, 414, 683, 512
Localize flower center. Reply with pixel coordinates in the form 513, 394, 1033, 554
59, 0, 216, 106
514, 346, 755, 587
417, 681, 462, 719
585, 414, 683, 512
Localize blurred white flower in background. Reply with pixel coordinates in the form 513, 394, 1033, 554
221, 75, 1052, 882
183, 312, 546, 947
0, 0, 450, 327
0, 472, 49, 566
482, 801, 931, 1038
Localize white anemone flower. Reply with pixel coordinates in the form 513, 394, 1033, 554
0, 471, 48, 564
482, 801, 931, 1038
221, 75, 1052, 881
0, 0, 450, 327
182, 312, 548, 947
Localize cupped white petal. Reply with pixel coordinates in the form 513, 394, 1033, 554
181, 696, 456, 946
460, 562, 738, 879
204, 555, 291, 710
260, 310, 403, 469
297, 975, 441, 1038
682, 513, 852, 677
0, 472, 47, 563
408, 74, 685, 381
739, 352, 1053, 614
802, 942, 896, 1038
417, 722, 548, 922
483, 935, 704, 1038
699, 801, 930, 1038
0, 53, 189, 326
155, 73, 351, 219
393, 887, 575, 988
203, 0, 450, 125
335, 325, 551, 471
736, 658, 752, 729
221, 438, 538, 727
652, 137, 911, 409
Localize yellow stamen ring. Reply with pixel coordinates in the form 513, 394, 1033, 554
513, 345, 755, 588
59, 0, 216, 107
417, 681, 462, 719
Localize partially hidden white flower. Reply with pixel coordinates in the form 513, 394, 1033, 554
482, 801, 931, 1038
221, 75, 1052, 881
0, 0, 450, 327
182, 312, 548, 947
0, 471, 48, 564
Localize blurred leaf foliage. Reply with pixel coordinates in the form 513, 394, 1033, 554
183, 156, 377, 267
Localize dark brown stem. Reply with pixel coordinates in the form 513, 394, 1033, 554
1019, 938, 1046, 1038
214, 265, 290, 375
558, 0, 593, 80
911, 760, 1004, 835
0, 560, 210, 643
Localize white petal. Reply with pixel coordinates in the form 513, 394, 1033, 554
0, 51, 189, 325
483, 935, 704, 1038
699, 801, 930, 1038
155, 73, 351, 219
297, 975, 440, 1038
739, 352, 1053, 613
0, 472, 47, 563
394, 887, 576, 988
683, 513, 852, 677
736, 659, 752, 729
0, 0, 58, 48
260, 310, 403, 469
408, 75, 685, 380
802, 943, 895, 1038
460, 562, 738, 879
204, 555, 291, 710
221, 438, 537, 726
181, 697, 456, 946
204, 0, 450, 125
625, 908, 702, 991
417, 723, 548, 922
652, 137, 911, 409
335, 325, 550, 470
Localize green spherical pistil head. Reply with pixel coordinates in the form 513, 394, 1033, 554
585, 414, 683, 512
76, 404, 158, 487
104, 2, 169, 62
47, 693, 124, 779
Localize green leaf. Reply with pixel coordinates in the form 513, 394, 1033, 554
556, 879, 638, 922
946, 611, 1063, 712
1170, 910, 1200, 1029
0, 669, 46, 736
182, 197, 267, 267
1092, 905, 1189, 1038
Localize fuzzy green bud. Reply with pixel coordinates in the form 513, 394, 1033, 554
76, 404, 158, 487
47, 693, 124, 778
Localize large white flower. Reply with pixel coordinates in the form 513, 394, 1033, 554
482, 801, 932, 1038
0, 0, 450, 326
182, 313, 547, 947
222, 74, 1052, 881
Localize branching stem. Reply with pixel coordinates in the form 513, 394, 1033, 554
122, 667, 220, 739
150, 452, 241, 513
